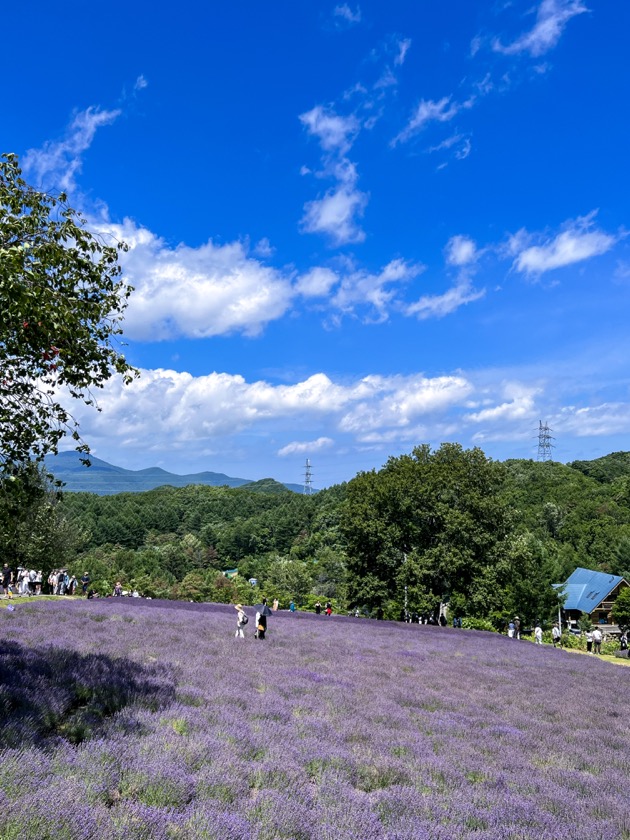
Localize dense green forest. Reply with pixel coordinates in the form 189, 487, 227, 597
3, 446, 630, 625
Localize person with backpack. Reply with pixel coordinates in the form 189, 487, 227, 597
234, 604, 248, 638
592, 626, 603, 654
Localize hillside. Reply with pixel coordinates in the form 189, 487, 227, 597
1, 598, 628, 839
45, 451, 304, 495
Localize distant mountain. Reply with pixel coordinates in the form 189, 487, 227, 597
45, 452, 304, 495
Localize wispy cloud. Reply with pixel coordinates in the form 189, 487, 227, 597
510, 212, 619, 276
331, 258, 424, 322
278, 437, 334, 456
394, 37, 412, 66
333, 3, 361, 25
406, 279, 485, 319
492, 0, 588, 58
23, 106, 121, 193
392, 96, 474, 146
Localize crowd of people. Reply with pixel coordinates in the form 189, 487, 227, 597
0, 567, 143, 600
0, 564, 78, 597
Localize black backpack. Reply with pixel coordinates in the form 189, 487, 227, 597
241, 614, 249, 625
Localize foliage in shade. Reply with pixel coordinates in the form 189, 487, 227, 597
0, 598, 629, 839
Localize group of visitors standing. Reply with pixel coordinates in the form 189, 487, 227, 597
0, 564, 70, 596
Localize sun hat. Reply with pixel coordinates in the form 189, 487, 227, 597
234, 604, 243, 611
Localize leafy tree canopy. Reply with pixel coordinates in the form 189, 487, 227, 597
0, 153, 136, 466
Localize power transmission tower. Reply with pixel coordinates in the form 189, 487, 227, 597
303, 459, 313, 495
536, 420, 554, 461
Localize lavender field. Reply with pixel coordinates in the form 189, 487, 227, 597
1, 599, 629, 840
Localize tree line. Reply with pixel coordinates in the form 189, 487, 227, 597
2, 445, 630, 627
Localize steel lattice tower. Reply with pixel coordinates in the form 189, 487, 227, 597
303, 459, 313, 495
537, 420, 554, 461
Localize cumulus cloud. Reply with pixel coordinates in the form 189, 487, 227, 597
465, 383, 540, 423
68, 368, 474, 456
301, 185, 369, 245
492, 0, 588, 58
510, 212, 619, 276
295, 267, 339, 297
300, 105, 360, 156
445, 235, 478, 266
23, 106, 121, 193
339, 374, 474, 433
299, 105, 368, 245
95, 218, 295, 340
278, 437, 335, 456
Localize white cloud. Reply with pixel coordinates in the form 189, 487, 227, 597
23, 106, 121, 193
301, 185, 368, 245
331, 258, 424, 321
445, 235, 478, 266
339, 374, 474, 433
393, 96, 470, 146
510, 213, 618, 276
278, 437, 334, 456
465, 383, 540, 423
406, 279, 485, 319
492, 0, 588, 58
299, 105, 368, 245
394, 37, 412, 66
295, 267, 339, 297
69, 368, 474, 455
557, 403, 630, 436
95, 218, 295, 340
300, 105, 360, 155
333, 3, 361, 24
134, 75, 148, 91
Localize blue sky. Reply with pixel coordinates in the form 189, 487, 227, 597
4, 0, 630, 487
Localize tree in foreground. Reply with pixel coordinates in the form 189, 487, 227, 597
0, 152, 136, 467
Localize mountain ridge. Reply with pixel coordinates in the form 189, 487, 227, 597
45, 452, 305, 495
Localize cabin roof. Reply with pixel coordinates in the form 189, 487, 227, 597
553, 567, 626, 613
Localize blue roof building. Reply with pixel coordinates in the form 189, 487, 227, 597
554, 567, 628, 624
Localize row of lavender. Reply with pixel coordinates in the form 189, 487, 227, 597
1, 598, 629, 839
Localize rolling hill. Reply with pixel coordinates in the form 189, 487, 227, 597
45, 451, 304, 495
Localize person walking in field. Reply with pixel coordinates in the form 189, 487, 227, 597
585, 629, 593, 653
534, 624, 543, 645
551, 623, 562, 648
234, 604, 248, 638
592, 626, 603, 654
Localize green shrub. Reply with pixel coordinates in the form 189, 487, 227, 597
461, 617, 497, 633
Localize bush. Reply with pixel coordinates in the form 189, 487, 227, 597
461, 617, 497, 633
